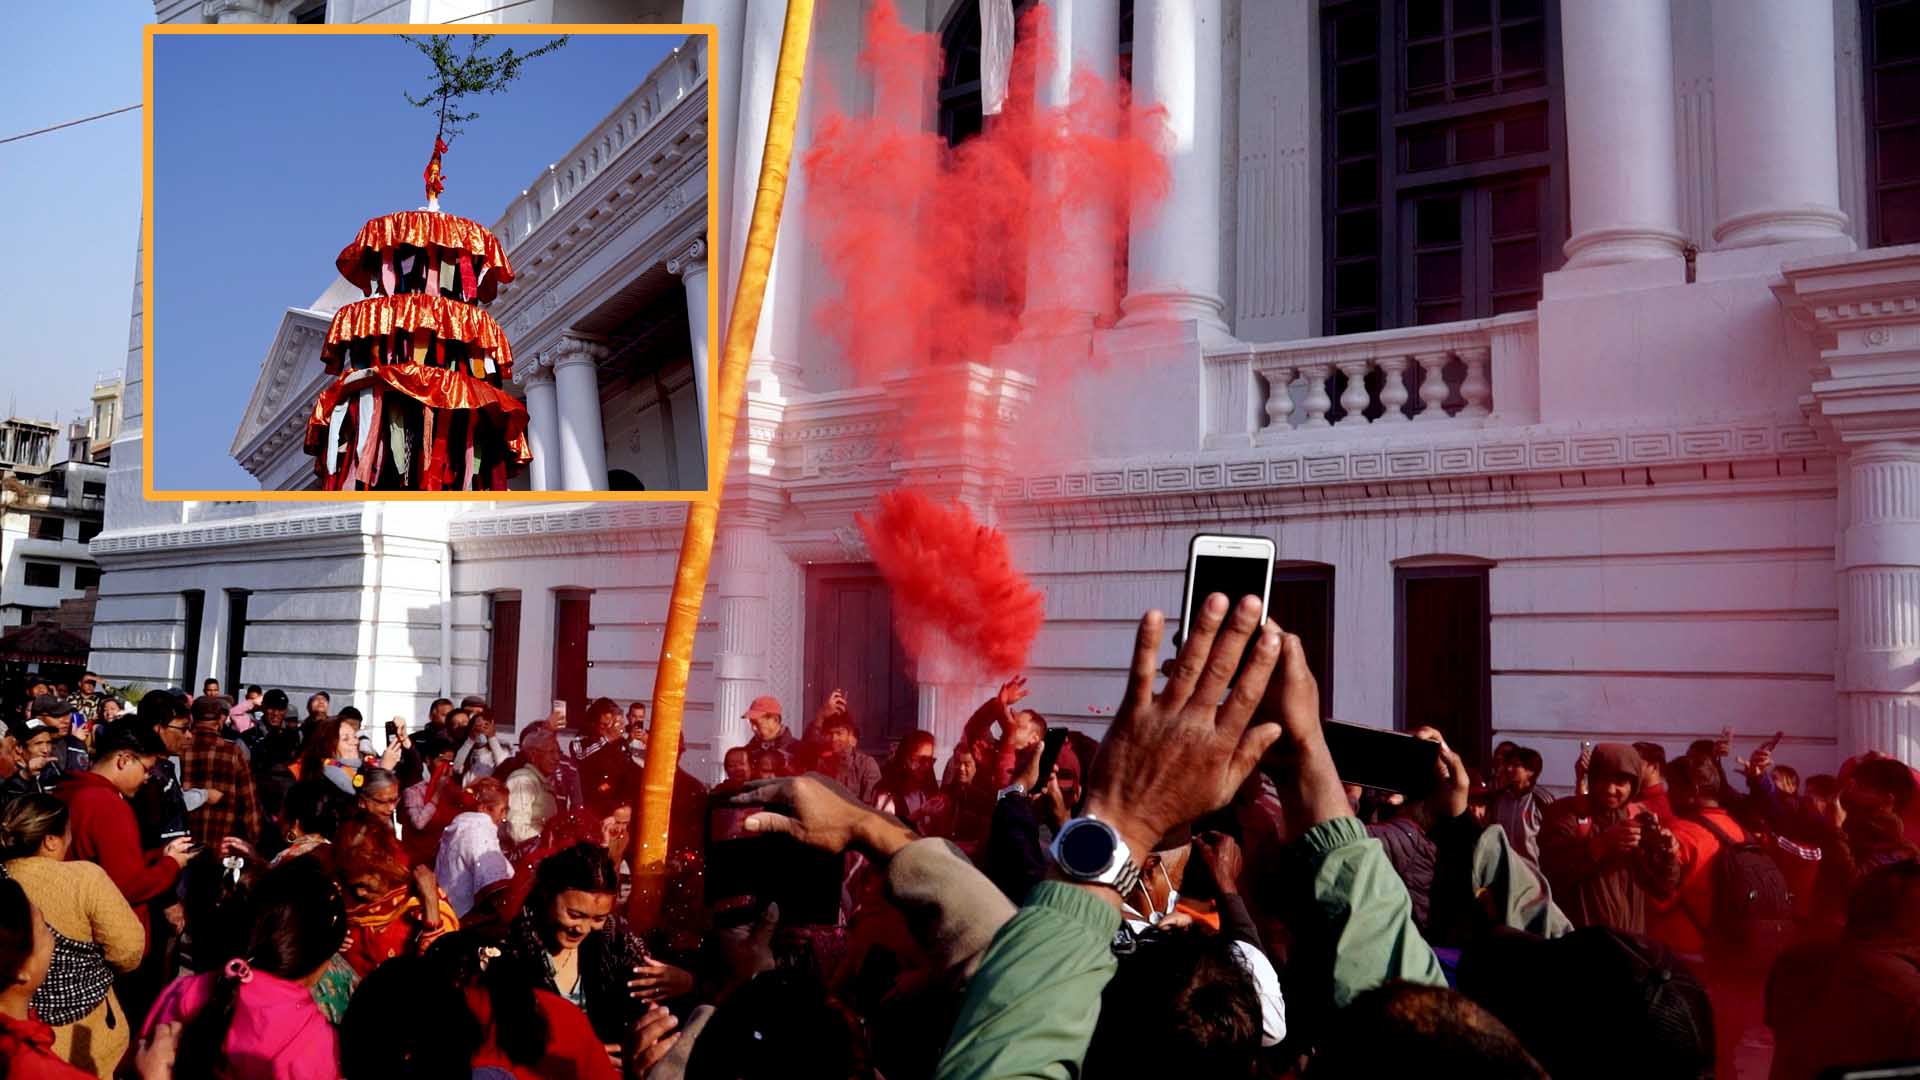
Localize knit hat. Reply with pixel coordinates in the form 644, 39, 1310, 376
261, 688, 289, 711
744, 695, 782, 720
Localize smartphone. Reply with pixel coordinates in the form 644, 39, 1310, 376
1759, 730, 1785, 754
1033, 727, 1069, 788
1310, 720, 1443, 799
385, 720, 399, 741
1179, 534, 1277, 689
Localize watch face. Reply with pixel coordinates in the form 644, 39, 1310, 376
1059, 819, 1118, 876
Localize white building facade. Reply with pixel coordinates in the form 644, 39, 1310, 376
93, 0, 1920, 782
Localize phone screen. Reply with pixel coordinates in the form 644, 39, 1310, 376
1186, 554, 1273, 634
1314, 721, 1443, 798
1033, 727, 1069, 787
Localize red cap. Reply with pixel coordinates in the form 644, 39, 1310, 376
744, 695, 782, 719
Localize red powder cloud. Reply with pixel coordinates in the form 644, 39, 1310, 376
807, 1, 1166, 679
857, 489, 1045, 680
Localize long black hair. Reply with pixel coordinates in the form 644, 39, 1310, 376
0, 877, 33, 988
281, 778, 356, 841
175, 856, 347, 1077
340, 953, 477, 1080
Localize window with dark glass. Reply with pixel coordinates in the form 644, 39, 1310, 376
936, 0, 1133, 148
74, 566, 101, 590
1864, 0, 1920, 246
1322, 0, 1567, 333
293, 2, 327, 24
22, 563, 61, 589
28, 517, 64, 542
77, 521, 101, 543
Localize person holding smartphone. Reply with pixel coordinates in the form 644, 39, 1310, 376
453, 711, 509, 784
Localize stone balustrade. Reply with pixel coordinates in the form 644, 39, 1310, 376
490, 36, 706, 252
1203, 312, 1538, 447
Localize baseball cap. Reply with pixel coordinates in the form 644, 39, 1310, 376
744, 695, 782, 719
28, 695, 68, 719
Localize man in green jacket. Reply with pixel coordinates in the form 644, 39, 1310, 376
934, 594, 1446, 1080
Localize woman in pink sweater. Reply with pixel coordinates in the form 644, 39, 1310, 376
142, 856, 344, 1080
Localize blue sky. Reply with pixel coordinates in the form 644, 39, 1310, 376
148, 30, 679, 489
0, 4, 149, 452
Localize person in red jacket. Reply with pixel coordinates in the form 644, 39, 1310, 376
54, 720, 193, 953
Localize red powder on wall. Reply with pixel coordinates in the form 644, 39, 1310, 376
857, 489, 1044, 680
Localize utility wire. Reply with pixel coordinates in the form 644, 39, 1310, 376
0, 103, 141, 146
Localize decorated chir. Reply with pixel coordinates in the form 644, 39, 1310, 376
301, 33, 566, 491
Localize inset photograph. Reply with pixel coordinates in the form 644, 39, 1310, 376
146, 26, 713, 497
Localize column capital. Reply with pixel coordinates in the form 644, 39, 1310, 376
510, 351, 555, 389
202, 0, 272, 21
1776, 247, 1920, 447
667, 237, 708, 277
550, 334, 612, 371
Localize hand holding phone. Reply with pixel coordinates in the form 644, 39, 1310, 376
1179, 534, 1276, 692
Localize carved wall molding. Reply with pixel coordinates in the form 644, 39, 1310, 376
91, 510, 369, 557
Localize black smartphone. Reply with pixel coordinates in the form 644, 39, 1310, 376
385, 720, 399, 741
1033, 727, 1069, 787
1760, 730, 1785, 754
1178, 534, 1277, 691
705, 795, 843, 926
1315, 720, 1442, 799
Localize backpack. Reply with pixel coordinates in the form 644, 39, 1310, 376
1687, 812, 1795, 960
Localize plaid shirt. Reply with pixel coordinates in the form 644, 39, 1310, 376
181, 732, 262, 847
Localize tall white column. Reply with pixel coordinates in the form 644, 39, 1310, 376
1559, 0, 1687, 267
684, 0, 746, 309
668, 238, 712, 469
727, 0, 804, 393
1709, 0, 1849, 247
712, 519, 774, 755
512, 355, 559, 491
1023, 0, 1121, 335
1836, 444, 1920, 765
551, 336, 611, 492
1120, 0, 1227, 328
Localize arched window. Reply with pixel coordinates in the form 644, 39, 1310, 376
936, 0, 1133, 147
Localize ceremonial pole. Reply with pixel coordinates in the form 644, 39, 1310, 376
630, 0, 816, 928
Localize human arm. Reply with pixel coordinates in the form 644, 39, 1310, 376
79, 861, 148, 972
403, 780, 439, 831
88, 799, 184, 907
938, 595, 1288, 1079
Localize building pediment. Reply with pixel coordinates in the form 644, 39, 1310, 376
230, 288, 347, 486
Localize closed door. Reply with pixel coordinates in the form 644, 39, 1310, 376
552, 589, 592, 733
803, 566, 919, 755
1270, 567, 1334, 719
1396, 567, 1491, 769
488, 592, 521, 731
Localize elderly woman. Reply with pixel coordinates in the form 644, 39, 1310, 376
0, 795, 145, 1077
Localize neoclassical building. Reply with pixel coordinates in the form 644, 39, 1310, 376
94, 0, 1920, 783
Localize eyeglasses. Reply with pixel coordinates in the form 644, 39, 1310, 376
162, 723, 191, 735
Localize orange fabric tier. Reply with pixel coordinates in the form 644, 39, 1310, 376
334, 210, 516, 290
302, 364, 532, 466
321, 293, 516, 381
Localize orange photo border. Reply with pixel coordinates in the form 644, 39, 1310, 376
141, 22, 722, 502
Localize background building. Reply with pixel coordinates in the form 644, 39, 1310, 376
91, 0, 1920, 784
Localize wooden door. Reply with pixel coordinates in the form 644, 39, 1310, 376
488, 592, 521, 731
1270, 567, 1334, 718
551, 589, 592, 734
803, 566, 919, 755
1396, 566, 1491, 769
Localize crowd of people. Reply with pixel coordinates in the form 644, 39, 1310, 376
0, 608, 1913, 1079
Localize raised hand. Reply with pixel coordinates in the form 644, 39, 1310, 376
730, 774, 914, 860
629, 958, 695, 1003
1420, 731, 1471, 821
1083, 594, 1284, 859
1193, 831, 1244, 896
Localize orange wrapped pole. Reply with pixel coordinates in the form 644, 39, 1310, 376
629, 0, 816, 929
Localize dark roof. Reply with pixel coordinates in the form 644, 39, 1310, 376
0, 621, 89, 664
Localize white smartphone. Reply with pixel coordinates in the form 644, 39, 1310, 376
1178, 534, 1277, 685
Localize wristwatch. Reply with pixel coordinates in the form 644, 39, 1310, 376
1047, 814, 1143, 897
997, 782, 1028, 801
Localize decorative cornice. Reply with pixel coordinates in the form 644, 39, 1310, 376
993, 415, 1824, 510
447, 501, 689, 558
1775, 245, 1920, 446
91, 510, 369, 557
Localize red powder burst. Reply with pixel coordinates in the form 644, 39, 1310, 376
804, 0, 1169, 459
857, 489, 1044, 680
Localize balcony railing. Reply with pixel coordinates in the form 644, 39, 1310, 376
1202, 312, 1538, 447
490, 38, 706, 254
